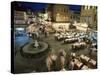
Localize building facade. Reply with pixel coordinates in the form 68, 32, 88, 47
69, 11, 80, 23
80, 6, 97, 30
53, 4, 70, 22
14, 10, 27, 25
46, 4, 70, 22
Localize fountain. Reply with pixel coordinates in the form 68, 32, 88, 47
20, 23, 49, 58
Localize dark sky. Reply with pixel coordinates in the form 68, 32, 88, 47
17, 1, 81, 12
68, 5, 81, 12
18, 2, 47, 10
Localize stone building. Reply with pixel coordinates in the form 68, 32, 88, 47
69, 11, 80, 23
53, 4, 70, 22
14, 10, 27, 25
80, 6, 97, 30
46, 4, 70, 22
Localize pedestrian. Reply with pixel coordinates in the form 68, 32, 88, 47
69, 59, 75, 70
46, 51, 57, 71
56, 49, 66, 70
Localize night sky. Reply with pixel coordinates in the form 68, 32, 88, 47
69, 5, 81, 12
18, 2, 47, 10
16, 1, 81, 12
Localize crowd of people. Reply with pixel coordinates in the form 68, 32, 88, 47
26, 20, 53, 39
46, 49, 66, 71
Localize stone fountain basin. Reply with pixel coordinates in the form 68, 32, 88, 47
20, 41, 49, 58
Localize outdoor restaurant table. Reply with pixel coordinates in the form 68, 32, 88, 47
81, 65, 89, 70
89, 59, 96, 66
72, 42, 86, 50
74, 58, 83, 69
80, 54, 90, 62
64, 38, 78, 43
73, 42, 86, 46
91, 48, 97, 52
71, 53, 76, 57
54, 33, 60, 37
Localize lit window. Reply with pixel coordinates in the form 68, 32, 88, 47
85, 6, 88, 10
16, 28, 24, 31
